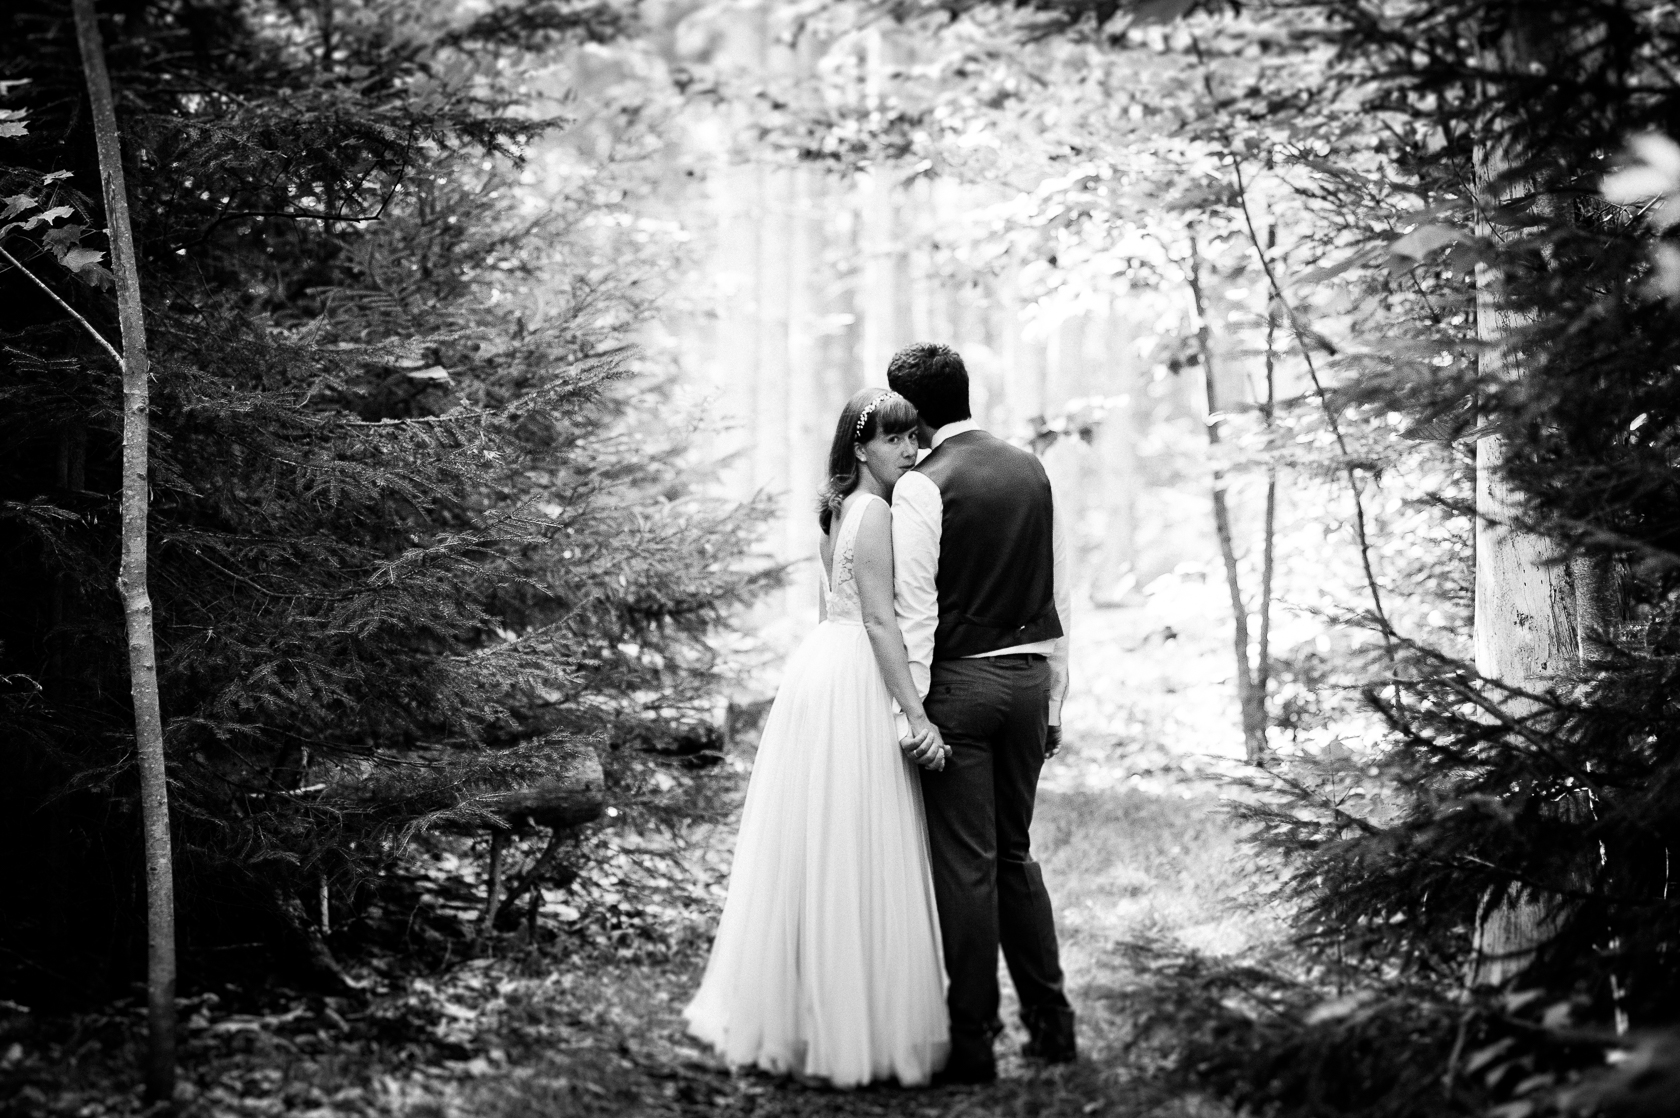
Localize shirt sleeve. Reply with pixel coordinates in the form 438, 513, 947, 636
1048, 478, 1073, 727
891, 471, 942, 701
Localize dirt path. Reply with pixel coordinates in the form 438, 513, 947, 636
343, 764, 1252, 1118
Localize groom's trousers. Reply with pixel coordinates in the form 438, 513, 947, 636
919, 653, 1070, 1060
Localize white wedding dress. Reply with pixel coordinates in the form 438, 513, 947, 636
684, 493, 950, 1087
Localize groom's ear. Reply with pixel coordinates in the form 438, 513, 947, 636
917, 420, 935, 448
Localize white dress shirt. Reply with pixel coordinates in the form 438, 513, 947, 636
892, 419, 1072, 726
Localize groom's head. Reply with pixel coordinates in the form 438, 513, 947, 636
887, 343, 970, 444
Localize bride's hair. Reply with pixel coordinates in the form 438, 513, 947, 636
817, 387, 920, 534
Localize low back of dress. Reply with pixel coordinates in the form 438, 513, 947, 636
824, 493, 880, 626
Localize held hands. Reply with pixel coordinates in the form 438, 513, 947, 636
899, 720, 950, 771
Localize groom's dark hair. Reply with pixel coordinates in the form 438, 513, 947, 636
887, 343, 971, 430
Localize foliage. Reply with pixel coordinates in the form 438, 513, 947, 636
751, 1, 1475, 743
1154, 2, 1680, 1114
0, 0, 771, 1005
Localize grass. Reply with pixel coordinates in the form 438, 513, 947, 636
2, 725, 1267, 1118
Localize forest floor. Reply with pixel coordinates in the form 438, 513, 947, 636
6, 583, 1278, 1118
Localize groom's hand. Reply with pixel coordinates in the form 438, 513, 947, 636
899, 726, 936, 767
1044, 725, 1063, 760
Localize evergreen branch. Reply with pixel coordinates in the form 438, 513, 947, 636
185, 547, 339, 602
0, 242, 124, 370
1448, 853, 1611, 908
1551, 516, 1680, 574
1434, 675, 1605, 794
178, 720, 449, 769
1253, 763, 1383, 837
456, 596, 607, 663
342, 409, 492, 427
1396, 637, 1587, 720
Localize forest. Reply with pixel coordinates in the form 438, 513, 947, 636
3, 0, 1679, 1115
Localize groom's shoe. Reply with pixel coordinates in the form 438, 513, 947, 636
934, 1028, 998, 1086
1021, 1005, 1078, 1064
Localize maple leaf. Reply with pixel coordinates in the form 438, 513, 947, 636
42, 222, 86, 254
58, 246, 106, 274
72, 262, 115, 289
24, 205, 73, 229
1, 194, 38, 220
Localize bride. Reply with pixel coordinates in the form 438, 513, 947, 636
684, 387, 952, 1087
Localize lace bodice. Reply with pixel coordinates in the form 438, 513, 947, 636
824, 494, 883, 625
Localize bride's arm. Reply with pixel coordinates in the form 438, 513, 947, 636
818, 529, 833, 623
853, 500, 942, 759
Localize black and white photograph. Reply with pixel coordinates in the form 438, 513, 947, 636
3, 0, 1679, 1115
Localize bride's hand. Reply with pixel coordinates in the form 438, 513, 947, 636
899, 721, 945, 770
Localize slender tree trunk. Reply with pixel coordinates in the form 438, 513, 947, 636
786, 165, 819, 588
757, 161, 790, 597
317, 0, 335, 72
860, 26, 903, 380
1094, 305, 1141, 602
1188, 237, 1266, 761
1256, 269, 1278, 708
479, 830, 509, 941
71, 0, 176, 1103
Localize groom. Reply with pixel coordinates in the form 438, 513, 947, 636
887, 343, 1076, 1083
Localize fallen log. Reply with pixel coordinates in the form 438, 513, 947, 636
476, 741, 605, 831
470, 740, 603, 941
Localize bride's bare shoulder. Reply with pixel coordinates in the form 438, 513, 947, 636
851, 494, 894, 546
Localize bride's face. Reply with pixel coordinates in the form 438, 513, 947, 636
855, 428, 920, 491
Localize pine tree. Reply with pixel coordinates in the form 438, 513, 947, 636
0, 0, 770, 1003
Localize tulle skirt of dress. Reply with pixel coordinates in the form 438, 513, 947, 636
683, 619, 950, 1087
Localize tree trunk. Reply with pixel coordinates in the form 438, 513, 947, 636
1187, 238, 1266, 762
1471, 434, 1577, 985
71, 0, 176, 1103
1468, 14, 1580, 987
479, 830, 509, 942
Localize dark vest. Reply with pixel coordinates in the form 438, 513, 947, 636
914, 429, 1062, 661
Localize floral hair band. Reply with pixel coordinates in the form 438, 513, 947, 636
854, 391, 898, 440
